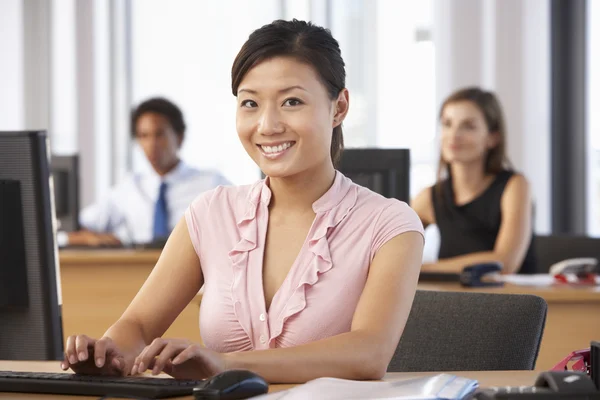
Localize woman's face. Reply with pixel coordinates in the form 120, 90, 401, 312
236, 56, 348, 179
440, 100, 498, 165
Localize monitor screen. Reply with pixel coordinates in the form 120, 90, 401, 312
0, 131, 64, 360
338, 148, 410, 203
51, 155, 79, 232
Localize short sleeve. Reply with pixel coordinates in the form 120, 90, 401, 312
370, 201, 425, 261
184, 189, 215, 258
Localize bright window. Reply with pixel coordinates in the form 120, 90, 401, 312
587, 0, 600, 235
130, 1, 436, 191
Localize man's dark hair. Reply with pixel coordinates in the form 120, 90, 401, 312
131, 97, 186, 138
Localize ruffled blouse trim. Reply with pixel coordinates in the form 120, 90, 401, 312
227, 173, 359, 347
269, 181, 359, 342
227, 179, 268, 346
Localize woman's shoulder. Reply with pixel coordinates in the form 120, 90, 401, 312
501, 172, 530, 200
350, 183, 423, 231
495, 170, 530, 194
346, 182, 424, 259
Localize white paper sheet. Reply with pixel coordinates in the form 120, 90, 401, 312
498, 274, 556, 287
251, 374, 478, 400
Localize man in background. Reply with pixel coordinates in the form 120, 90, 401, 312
59, 97, 230, 247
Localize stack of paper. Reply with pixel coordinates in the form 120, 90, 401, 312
498, 274, 556, 287
252, 374, 478, 400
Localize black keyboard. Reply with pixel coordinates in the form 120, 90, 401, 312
0, 370, 203, 398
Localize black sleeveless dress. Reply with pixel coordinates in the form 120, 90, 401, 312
431, 170, 536, 274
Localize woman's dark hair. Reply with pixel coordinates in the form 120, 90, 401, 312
131, 97, 186, 139
436, 87, 511, 195
231, 19, 346, 167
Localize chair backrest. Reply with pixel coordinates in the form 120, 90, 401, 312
534, 234, 600, 273
388, 290, 547, 372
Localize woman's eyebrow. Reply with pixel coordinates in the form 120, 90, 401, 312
238, 85, 308, 95
278, 85, 308, 94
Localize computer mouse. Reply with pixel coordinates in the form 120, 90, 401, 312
193, 369, 269, 400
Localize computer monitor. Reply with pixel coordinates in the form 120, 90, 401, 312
50, 155, 80, 232
338, 148, 410, 203
0, 131, 64, 360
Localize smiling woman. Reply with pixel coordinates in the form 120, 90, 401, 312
60, 19, 424, 384
234, 56, 347, 181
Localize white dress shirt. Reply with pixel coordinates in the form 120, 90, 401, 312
78, 161, 230, 244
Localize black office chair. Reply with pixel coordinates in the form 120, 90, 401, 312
388, 290, 547, 372
534, 234, 600, 273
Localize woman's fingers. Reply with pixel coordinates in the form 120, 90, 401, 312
133, 338, 168, 375
61, 353, 70, 370
75, 335, 94, 362
171, 345, 198, 365
64, 335, 78, 365
93, 337, 113, 368
152, 342, 186, 375
65, 334, 95, 365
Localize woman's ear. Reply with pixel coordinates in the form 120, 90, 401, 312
332, 88, 350, 128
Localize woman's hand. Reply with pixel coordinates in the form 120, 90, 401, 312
131, 338, 227, 380
61, 335, 131, 376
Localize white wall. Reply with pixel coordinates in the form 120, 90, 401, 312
1, 0, 553, 237
130, 0, 281, 185
587, 0, 600, 236
0, 0, 51, 132
0, 0, 24, 130
433, 0, 551, 234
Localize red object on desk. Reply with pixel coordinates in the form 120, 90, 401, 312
554, 273, 599, 285
551, 348, 591, 375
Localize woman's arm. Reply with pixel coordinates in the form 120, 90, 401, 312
411, 187, 435, 229
103, 218, 204, 359
422, 175, 532, 274
223, 231, 424, 383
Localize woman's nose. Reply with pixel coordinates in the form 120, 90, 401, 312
258, 107, 284, 135
446, 127, 462, 139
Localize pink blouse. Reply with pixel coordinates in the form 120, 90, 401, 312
184, 172, 424, 353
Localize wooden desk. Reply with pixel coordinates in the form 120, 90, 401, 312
59, 250, 201, 343
0, 361, 539, 399
60, 250, 600, 372
418, 282, 600, 370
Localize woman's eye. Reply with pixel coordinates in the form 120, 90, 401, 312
240, 100, 257, 108
283, 98, 302, 107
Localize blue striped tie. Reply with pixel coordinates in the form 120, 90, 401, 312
152, 182, 169, 240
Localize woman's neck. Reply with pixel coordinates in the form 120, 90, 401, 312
267, 163, 336, 214
449, 161, 489, 194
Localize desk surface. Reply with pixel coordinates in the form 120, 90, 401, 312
0, 361, 539, 399
418, 282, 600, 303
60, 249, 600, 302
57, 249, 600, 372
60, 249, 162, 265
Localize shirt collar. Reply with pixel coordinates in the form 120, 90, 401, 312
147, 160, 190, 186
248, 171, 352, 214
